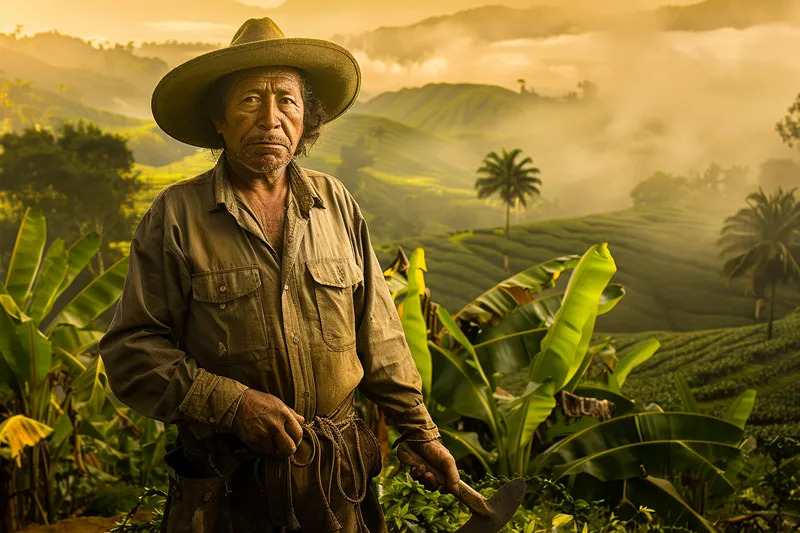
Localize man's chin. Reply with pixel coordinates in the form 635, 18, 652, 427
230, 152, 293, 174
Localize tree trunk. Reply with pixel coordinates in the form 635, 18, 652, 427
767, 282, 776, 340
504, 203, 510, 273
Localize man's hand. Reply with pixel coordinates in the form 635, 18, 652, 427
404, 439, 460, 494
231, 389, 305, 456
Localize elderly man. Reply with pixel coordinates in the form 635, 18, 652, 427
99, 17, 458, 533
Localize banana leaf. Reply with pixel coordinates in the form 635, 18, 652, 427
73, 356, 108, 418
4, 208, 46, 306
553, 440, 740, 499
54, 232, 101, 302
382, 247, 410, 302
674, 373, 700, 413
473, 304, 548, 375
528, 244, 617, 390
623, 476, 716, 533
608, 338, 660, 393
50, 324, 105, 355
0, 297, 53, 391
455, 254, 581, 327
597, 284, 626, 315
400, 249, 431, 397
504, 379, 557, 474
531, 412, 745, 471
429, 343, 497, 428
0, 414, 52, 467
46, 254, 129, 332
439, 427, 495, 474
724, 389, 757, 430
27, 239, 69, 325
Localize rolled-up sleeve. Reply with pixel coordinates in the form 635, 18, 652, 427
99, 197, 247, 428
352, 207, 440, 443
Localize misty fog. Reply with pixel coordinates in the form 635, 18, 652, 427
351, 19, 800, 216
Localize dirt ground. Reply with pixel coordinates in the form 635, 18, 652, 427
19, 512, 153, 533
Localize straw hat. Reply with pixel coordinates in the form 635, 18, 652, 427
151, 18, 361, 148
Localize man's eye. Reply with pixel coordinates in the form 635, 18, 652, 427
281, 97, 295, 105
243, 96, 259, 104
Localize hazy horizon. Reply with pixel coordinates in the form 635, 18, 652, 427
1, 0, 799, 217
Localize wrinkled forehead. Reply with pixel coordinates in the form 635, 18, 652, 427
223, 66, 304, 96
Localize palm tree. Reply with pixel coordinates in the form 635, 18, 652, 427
475, 148, 542, 271
717, 187, 800, 339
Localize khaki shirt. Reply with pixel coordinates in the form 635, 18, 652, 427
99, 155, 438, 442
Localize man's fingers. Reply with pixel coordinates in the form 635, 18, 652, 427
290, 410, 305, 425
441, 455, 460, 491
285, 416, 304, 446
273, 431, 298, 456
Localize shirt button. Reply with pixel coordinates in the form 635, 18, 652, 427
303, 391, 310, 398
219, 285, 227, 293
219, 303, 226, 310
209, 417, 216, 423
292, 334, 300, 344
284, 284, 289, 291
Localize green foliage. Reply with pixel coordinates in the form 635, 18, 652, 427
776, 92, 800, 152
717, 187, 800, 339
757, 158, 800, 194
0, 209, 165, 529
630, 164, 750, 211
617, 313, 800, 441
375, 207, 800, 333
0, 121, 143, 271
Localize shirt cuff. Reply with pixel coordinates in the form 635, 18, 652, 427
389, 402, 440, 445
178, 367, 248, 427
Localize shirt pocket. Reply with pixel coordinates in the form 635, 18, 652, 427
306, 257, 364, 352
190, 266, 269, 365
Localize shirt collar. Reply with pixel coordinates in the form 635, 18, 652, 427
209, 153, 325, 217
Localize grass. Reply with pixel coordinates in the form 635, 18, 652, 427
616, 311, 800, 441
375, 206, 800, 333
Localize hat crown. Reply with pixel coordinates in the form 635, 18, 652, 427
229, 18, 286, 47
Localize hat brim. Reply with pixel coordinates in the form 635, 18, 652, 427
151, 38, 361, 149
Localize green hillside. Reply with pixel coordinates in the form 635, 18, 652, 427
0, 31, 167, 118
617, 312, 800, 441
374, 207, 800, 333
136, 113, 517, 241
354, 83, 527, 136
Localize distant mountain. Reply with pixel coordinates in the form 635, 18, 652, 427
333, 0, 800, 64
0, 39, 157, 118
355, 83, 533, 136
0, 77, 145, 131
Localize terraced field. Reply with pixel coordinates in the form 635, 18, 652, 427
618, 312, 800, 441
375, 207, 800, 333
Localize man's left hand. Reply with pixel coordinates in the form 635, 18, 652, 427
405, 439, 460, 494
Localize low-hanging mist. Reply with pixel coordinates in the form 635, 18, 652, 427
352, 21, 800, 217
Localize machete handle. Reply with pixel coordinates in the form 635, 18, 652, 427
397, 442, 491, 515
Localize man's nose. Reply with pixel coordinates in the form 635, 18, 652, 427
257, 96, 281, 130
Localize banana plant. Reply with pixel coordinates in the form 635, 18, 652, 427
0, 208, 128, 525
391, 243, 623, 476
530, 412, 750, 532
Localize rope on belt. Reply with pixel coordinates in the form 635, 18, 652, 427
279, 413, 370, 532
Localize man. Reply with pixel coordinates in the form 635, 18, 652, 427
99, 17, 458, 533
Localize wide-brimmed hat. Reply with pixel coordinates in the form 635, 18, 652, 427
151, 18, 361, 149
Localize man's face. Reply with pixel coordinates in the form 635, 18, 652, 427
213, 66, 305, 174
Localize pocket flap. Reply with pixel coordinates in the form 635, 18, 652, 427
192, 267, 261, 303
306, 257, 363, 288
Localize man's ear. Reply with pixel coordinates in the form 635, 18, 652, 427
212, 118, 224, 135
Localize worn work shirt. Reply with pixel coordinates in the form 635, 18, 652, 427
99, 155, 438, 443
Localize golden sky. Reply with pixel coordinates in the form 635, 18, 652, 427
0, 0, 696, 43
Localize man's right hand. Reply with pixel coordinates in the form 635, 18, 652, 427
231, 389, 305, 456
